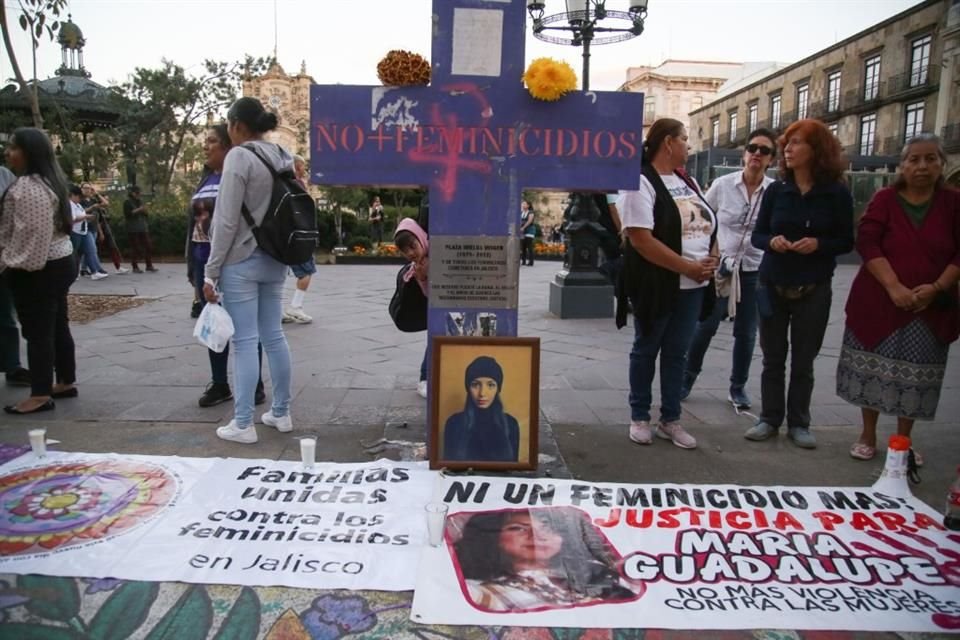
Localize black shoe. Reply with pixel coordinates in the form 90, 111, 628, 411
190, 301, 202, 319
51, 387, 79, 399
4, 399, 55, 414
679, 372, 697, 401
255, 382, 266, 406
133, 267, 143, 273
728, 386, 752, 410
146, 266, 158, 272
199, 383, 232, 408
5, 368, 31, 387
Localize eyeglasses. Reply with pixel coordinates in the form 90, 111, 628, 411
745, 144, 773, 156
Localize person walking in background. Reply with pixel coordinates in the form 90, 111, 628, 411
682, 128, 777, 410
123, 185, 156, 273
618, 118, 718, 450
203, 97, 294, 444
0, 128, 78, 414
282, 154, 315, 324
520, 201, 536, 266
747, 119, 854, 448
838, 134, 959, 463
369, 195, 384, 247
187, 124, 266, 409
69, 185, 109, 281
81, 183, 128, 275
0, 165, 29, 388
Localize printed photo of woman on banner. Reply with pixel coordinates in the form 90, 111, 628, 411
430, 337, 539, 471
446, 507, 644, 613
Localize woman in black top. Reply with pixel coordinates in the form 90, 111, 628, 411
748, 119, 854, 448
443, 356, 519, 462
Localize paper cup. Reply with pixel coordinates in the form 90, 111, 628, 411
425, 503, 449, 546
300, 437, 316, 469
28, 429, 47, 458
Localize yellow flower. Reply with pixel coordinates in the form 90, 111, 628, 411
523, 58, 578, 101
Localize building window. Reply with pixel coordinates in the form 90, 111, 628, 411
643, 96, 656, 124
796, 83, 809, 120
864, 55, 881, 100
748, 103, 758, 132
904, 101, 925, 140
770, 94, 782, 129
859, 113, 877, 156
910, 35, 932, 86
828, 123, 840, 137
729, 111, 738, 142
827, 70, 841, 112
711, 117, 720, 146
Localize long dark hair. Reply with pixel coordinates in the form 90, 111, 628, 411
227, 97, 278, 134
453, 508, 637, 601
8, 128, 72, 234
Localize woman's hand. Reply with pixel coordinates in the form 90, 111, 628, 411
791, 237, 819, 255
684, 259, 713, 283
413, 257, 429, 282
769, 235, 791, 253
911, 283, 937, 312
886, 282, 917, 310
203, 282, 219, 303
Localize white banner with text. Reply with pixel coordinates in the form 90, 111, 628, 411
0, 453, 436, 590
411, 476, 960, 632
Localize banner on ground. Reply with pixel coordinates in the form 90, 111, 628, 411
411, 476, 960, 632
0, 453, 436, 590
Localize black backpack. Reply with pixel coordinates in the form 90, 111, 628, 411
239, 144, 319, 265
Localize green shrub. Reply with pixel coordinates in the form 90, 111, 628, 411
104, 192, 190, 257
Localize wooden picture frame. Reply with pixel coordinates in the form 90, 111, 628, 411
429, 336, 540, 471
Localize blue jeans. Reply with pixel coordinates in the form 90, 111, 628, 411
72, 232, 105, 274
220, 249, 291, 428
684, 270, 759, 389
420, 335, 432, 382
629, 287, 704, 423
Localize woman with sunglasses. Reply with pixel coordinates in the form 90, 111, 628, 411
681, 129, 777, 410
747, 119, 854, 448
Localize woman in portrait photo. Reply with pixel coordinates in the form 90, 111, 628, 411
453, 508, 640, 612
443, 355, 519, 462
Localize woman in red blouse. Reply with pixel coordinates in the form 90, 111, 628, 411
838, 134, 960, 461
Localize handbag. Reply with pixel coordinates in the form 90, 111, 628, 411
193, 303, 234, 353
716, 183, 765, 317
389, 263, 428, 332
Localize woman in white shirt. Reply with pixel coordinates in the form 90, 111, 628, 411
681, 129, 777, 410
0, 128, 78, 414
618, 118, 718, 450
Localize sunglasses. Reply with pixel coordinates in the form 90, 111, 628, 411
745, 143, 773, 156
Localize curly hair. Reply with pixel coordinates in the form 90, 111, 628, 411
778, 119, 846, 184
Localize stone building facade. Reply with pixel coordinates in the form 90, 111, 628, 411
689, 0, 960, 185
242, 61, 314, 160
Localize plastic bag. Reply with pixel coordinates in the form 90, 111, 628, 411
193, 303, 234, 353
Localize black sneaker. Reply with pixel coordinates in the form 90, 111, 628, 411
5, 367, 31, 387
255, 382, 266, 406
199, 382, 232, 408
190, 301, 202, 319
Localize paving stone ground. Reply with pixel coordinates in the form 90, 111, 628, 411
3, 261, 957, 510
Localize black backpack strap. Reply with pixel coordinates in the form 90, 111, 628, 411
238, 143, 281, 231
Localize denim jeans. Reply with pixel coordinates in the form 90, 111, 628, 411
629, 287, 705, 423
758, 282, 832, 429
71, 232, 104, 274
684, 269, 759, 388
220, 249, 291, 428
419, 335, 432, 382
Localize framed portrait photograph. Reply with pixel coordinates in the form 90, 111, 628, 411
429, 336, 540, 471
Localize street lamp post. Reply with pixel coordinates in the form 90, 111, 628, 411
527, 0, 649, 319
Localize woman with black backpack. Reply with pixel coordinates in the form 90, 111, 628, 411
203, 98, 295, 444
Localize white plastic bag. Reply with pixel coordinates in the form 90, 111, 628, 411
193, 303, 234, 353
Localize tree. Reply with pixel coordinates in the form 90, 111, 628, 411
0, 0, 67, 127
322, 185, 367, 248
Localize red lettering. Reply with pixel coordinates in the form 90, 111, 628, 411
913, 512, 945, 531
480, 128, 502, 155
506, 127, 517, 155
708, 510, 722, 528
625, 509, 653, 528
581, 129, 591, 157
543, 128, 553, 156
556, 129, 579, 156
772, 511, 804, 531
725, 510, 751, 529
592, 131, 617, 158
618, 131, 638, 159
395, 127, 406, 153
657, 509, 681, 528
594, 508, 621, 528
315, 124, 338, 151
874, 511, 913, 532
370, 125, 393, 152
518, 128, 541, 155
753, 509, 768, 528
339, 125, 364, 152
850, 512, 882, 531
812, 511, 845, 531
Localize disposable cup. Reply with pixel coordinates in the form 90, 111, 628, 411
425, 503, 449, 546
28, 429, 47, 458
300, 437, 316, 469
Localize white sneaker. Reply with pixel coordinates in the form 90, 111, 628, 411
281, 311, 295, 323
656, 421, 697, 449
416, 380, 428, 398
91, 272, 109, 281
261, 410, 293, 433
216, 420, 258, 443
628, 420, 653, 445
116, 267, 130, 274
284, 306, 313, 324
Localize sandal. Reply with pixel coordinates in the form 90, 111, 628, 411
849, 442, 876, 461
